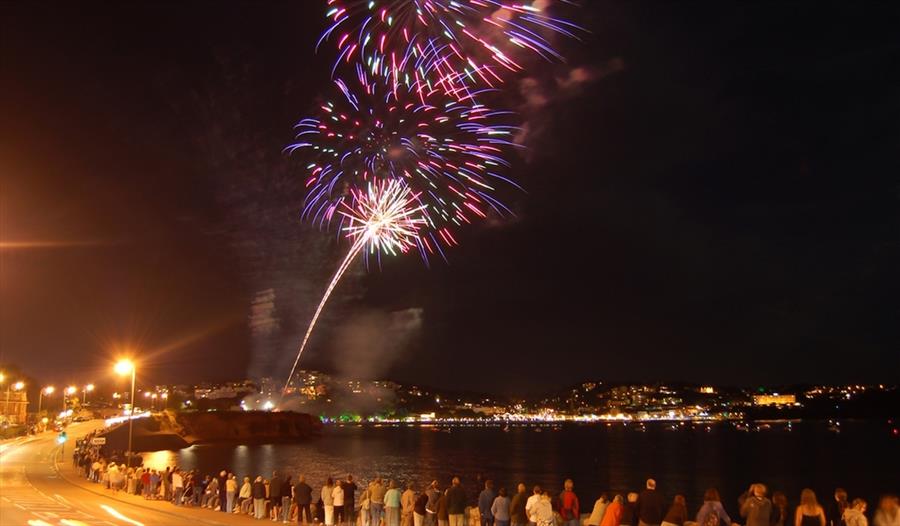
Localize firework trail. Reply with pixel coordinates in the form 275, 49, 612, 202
286, 70, 521, 262
283, 179, 427, 394
319, 0, 584, 99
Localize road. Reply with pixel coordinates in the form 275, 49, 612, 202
0, 421, 266, 526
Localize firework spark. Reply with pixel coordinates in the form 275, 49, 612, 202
286, 71, 520, 261
320, 0, 583, 98
282, 179, 427, 394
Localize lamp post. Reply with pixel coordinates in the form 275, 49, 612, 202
161, 392, 168, 410
83, 384, 94, 405
38, 386, 54, 415
114, 359, 136, 466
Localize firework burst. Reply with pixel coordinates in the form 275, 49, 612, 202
283, 179, 427, 394
286, 69, 521, 260
319, 0, 583, 98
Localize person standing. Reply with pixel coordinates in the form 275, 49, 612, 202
493, 487, 511, 526
402, 482, 417, 526
697, 488, 733, 526
334, 478, 346, 526
637, 479, 664, 526
324, 477, 337, 526
740, 484, 773, 526
526, 486, 543, 526
843, 499, 868, 526
535, 491, 554, 526
480, 481, 497, 526
150, 470, 161, 500
141, 469, 151, 498
282, 475, 294, 523
226, 473, 238, 513
370, 478, 387, 526
602, 495, 625, 526
795, 489, 826, 526
446, 478, 467, 526
510, 484, 528, 526
415, 487, 430, 526
385, 480, 402, 526
873, 495, 899, 526
773, 493, 791, 526
217, 470, 228, 512
829, 490, 850, 526
662, 495, 688, 526
587, 494, 610, 526
163, 467, 173, 501
270, 472, 284, 521
173, 469, 184, 506
241, 476, 254, 514
437, 489, 450, 526
253, 476, 268, 520
294, 475, 314, 525
426, 481, 442, 526
343, 475, 358, 526
560, 479, 581, 526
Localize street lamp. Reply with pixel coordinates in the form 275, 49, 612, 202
114, 359, 136, 466
151, 393, 158, 411
83, 384, 95, 405
38, 386, 54, 415
161, 392, 168, 410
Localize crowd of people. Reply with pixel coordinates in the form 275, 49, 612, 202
71, 437, 899, 526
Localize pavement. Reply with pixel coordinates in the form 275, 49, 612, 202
0, 420, 284, 526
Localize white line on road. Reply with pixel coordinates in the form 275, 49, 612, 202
100, 503, 146, 526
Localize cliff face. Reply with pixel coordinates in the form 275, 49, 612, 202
173, 411, 322, 444
98, 411, 321, 452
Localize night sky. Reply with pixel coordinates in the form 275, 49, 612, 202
2, 2, 899, 394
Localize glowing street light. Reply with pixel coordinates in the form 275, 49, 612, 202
38, 386, 55, 414
114, 359, 136, 465
83, 384, 95, 404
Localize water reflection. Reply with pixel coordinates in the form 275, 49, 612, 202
138, 422, 898, 509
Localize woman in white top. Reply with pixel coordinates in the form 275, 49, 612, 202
323, 477, 336, 526
586, 494, 610, 526
333, 481, 346, 525
535, 492, 555, 526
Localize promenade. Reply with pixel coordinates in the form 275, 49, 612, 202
0, 421, 265, 526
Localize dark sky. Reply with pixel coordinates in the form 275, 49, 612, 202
2, 1, 899, 394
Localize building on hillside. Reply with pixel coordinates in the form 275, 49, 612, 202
0, 389, 28, 425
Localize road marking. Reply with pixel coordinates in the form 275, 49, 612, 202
100, 503, 146, 526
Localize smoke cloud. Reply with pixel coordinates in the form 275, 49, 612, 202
330, 307, 424, 380
515, 58, 626, 152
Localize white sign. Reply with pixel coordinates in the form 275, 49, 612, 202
90, 437, 106, 445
